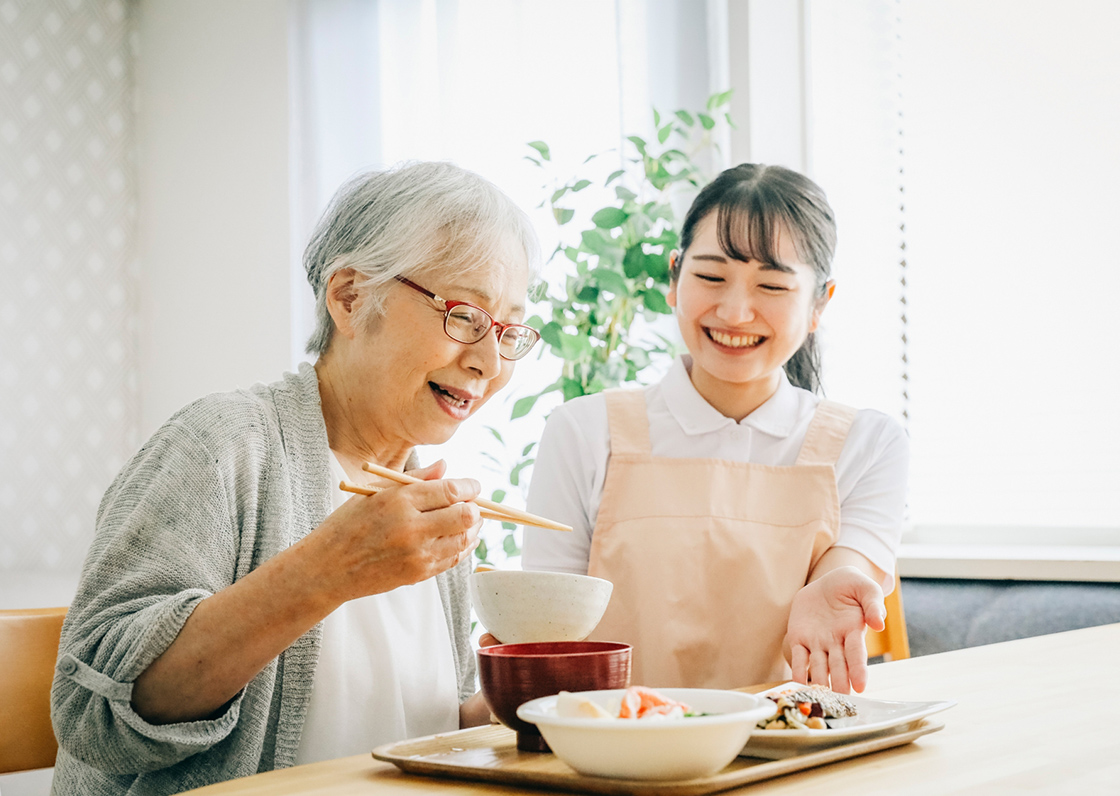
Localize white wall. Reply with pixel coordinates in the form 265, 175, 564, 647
134, 0, 292, 438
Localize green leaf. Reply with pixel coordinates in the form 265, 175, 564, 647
503, 534, 520, 555
511, 393, 539, 419
491, 489, 507, 503
623, 245, 645, 278
641, 288, 672, 314
572, 179, 592, 192
698, 112, 715, 130
522, 441, 537, 456
724, 111, 737, 129
486, 426, 504, 444
675, 110, 695, 126
550, 187, 568, 204
502, 522, 517, 532
643, 252, 670, 281
475, 538, 488, 560
627, 135, 648, 156
605, 169, 625, 186
581, 228, 611, 254
527, 140, 551, 161
561, 379, 584, 402
591, 207, 628, 229
657, 124, 672, 144
559, 332, 593, 360
540, 321, 564, 349
510, 458, 534, 487
576, 284, 599, 302
524, 314, 545, 330
592, 268, 629, 296
615, 186, 637, 201
553, 207, 575, 225
653, 108, 661, 127
583, 152, 599, 164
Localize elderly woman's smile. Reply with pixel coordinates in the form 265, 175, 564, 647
315, 253, 533, 469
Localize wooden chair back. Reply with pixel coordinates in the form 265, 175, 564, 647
0, 607, 67, 774
866, 571, 910, 661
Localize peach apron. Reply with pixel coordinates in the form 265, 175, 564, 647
587, 389, 857, 688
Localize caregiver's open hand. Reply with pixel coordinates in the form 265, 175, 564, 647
785, 565, 886, 695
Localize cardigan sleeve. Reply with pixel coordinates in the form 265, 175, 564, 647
51, 413, 264, 774
437, 556, 478, 703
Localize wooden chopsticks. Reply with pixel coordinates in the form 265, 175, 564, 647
339, 480, 512, 525
335, 461, 573, 533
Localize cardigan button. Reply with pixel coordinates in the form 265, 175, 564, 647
59, 658, 78, 675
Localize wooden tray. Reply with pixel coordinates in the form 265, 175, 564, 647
372, 719, 943, 796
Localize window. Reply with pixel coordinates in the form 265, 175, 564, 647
807, 0, 1120, 578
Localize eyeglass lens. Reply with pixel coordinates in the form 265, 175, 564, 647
445, 305, 537, 360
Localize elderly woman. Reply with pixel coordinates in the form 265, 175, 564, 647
50, 162, 540, 795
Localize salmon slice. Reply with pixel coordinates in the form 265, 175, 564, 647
617, 686, 691, 719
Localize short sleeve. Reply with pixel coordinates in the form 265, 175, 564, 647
833, 411, 910, 589
521, 398, 609, 575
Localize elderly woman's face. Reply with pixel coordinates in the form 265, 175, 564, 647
344, 257, 530, 447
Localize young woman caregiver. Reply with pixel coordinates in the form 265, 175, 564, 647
522, 163, 908, 695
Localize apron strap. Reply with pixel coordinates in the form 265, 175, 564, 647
795, 400, 858, 466
604, 389, 652, 457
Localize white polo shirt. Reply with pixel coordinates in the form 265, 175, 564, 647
522, 356, 908, 584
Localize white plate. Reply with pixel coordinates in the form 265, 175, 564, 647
741, 682, 956, 760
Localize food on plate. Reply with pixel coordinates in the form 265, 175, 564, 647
556, 690, 616, 719
556, 686, 700, 720
757, 685, 859, 730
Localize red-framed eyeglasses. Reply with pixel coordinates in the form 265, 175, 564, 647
394, 276, 541, 361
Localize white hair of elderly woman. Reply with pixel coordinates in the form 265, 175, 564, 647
303, 161, 541, 356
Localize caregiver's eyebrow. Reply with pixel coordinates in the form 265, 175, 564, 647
692, 253, 797, 275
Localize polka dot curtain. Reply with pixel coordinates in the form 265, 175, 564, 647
0, 0, 137, 576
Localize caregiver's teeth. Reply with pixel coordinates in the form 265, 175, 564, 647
710, 330, 761, 348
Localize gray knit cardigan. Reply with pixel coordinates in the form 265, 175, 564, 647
49, 363, 476, 795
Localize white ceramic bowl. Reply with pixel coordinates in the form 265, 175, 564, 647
469, 570, 613, 644
516, 688, 776, 781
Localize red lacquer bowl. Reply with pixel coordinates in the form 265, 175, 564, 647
478, 640, 632, 752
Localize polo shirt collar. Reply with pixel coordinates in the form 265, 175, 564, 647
662, 355, 802, 439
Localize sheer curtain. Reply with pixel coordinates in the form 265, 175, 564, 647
808, 0, 1120, 553
289, 0, 717, 489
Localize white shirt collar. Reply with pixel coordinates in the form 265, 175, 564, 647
661, 355, 804, 439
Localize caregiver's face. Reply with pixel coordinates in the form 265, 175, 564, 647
668, 212, 825, 403
354, 251, 530, 446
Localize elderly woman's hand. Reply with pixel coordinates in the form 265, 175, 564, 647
311, 462, 484, 603
784, 565, 886, 695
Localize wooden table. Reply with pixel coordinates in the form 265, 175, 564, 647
183, 623, 1120, 795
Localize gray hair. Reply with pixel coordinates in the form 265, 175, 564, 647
303, 161, 541, 355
